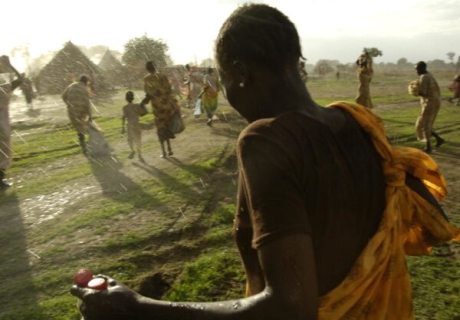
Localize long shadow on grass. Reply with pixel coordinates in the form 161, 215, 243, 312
207, 118, 246, 140
384, 118, 460, 133
117, 154, 238, 267
88, 154, 162, 207
384, 119, 460, 146
0, 192, 43, 317
132, 160, 203, 199
433, 141, 460, 158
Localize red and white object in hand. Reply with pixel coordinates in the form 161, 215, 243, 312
74, 269, 108, 290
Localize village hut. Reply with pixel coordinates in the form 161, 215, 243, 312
98, 49, 127, 89
35, 41, 108, 95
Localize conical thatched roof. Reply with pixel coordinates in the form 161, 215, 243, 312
36, 41, 108, 94
98, 49, 127, 89
98, 49, 123, 71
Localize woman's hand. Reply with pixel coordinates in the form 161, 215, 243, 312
70, 275, 144, 320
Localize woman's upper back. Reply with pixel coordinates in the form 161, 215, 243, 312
235, 106, 386, 295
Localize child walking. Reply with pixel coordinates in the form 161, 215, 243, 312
121, 91, 147, 162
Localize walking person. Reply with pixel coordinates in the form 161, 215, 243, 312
62, 75, 93, 155
447, 74, 460, 106
121, 91, 146, 162
20, 73, 35, 111
355, 51, 374, 109
71, 4, 460, 319
184, 64, 203, 109
414, 61, 445, 153
140, 61, 176, 158
0, 56, 23, 189
201, 67, 221, 126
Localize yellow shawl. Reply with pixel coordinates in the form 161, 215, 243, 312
318, 102, 460, 319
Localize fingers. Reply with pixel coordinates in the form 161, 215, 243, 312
70, 284, 86, 299
70, 275, 119, 301
93, 274, 118, 287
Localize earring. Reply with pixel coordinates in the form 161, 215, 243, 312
239, 82, 244, 88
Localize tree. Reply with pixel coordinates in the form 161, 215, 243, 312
397, 58, 408, 65
122, 35, 171, 68
10, 44, 31, 74
313, 60, 333, 76
29, 51, 56, 77
121, 35, 173, 88
428, 59, 448, 70
363, 47, 383, 58
199, 58, 214, 68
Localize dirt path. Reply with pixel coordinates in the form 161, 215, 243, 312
6, 94, 244, 227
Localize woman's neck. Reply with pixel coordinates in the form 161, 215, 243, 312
269, 78, 319, 118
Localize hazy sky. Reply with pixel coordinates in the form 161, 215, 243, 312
3, 0, 460, 70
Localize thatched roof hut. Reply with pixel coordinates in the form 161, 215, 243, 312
98, 49, 127, 89
35, 41, 108, 94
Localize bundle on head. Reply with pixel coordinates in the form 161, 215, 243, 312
408, 80, 420, 96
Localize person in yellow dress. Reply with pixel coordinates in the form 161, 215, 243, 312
355, 51, 374, 109
201, 67, 221, 126
71, 4, 460, 319
140, 61, 176, 158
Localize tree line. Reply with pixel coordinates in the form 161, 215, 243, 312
9, 39, 460, 80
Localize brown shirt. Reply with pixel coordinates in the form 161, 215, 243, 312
418, 72, 441, 111
62, 81, 91, 114
234, 109, 386, 296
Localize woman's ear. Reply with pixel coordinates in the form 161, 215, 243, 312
232, 60, 249, 85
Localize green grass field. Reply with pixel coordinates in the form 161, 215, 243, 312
1, 72, 460, 319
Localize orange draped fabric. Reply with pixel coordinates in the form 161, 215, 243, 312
316, 102, 460, 319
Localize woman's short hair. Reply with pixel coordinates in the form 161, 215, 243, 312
215, 4, 302, 72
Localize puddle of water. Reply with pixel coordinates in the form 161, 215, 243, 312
22, 185, 100, 226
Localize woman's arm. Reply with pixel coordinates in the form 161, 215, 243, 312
71, 233, 318, 320
0, 56, 23, 90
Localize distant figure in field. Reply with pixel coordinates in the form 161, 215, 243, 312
140, 61, 176, 158
20, 73, 35, 110
62, 75, 92, 155
355, 51, 374, 109
447, 74, 460, 106
414, 61, 444, 153
121, 91, 146, 162
201, 67, 221, 126
184, 64, 204, 108
0, 56, 23, 189
299, 60, 308, 82
336, 71, 340, 81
